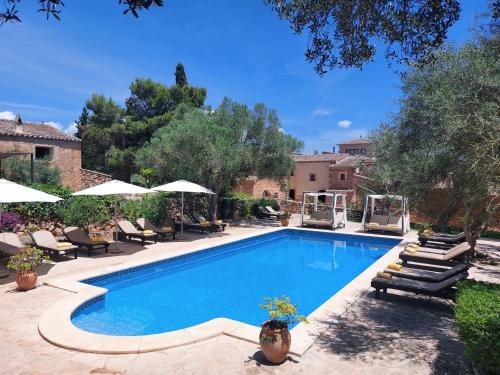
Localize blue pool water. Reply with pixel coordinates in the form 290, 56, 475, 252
72, 229, 399, 336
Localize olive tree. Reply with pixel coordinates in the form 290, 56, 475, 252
370, 32, 499, 249
135, 98, 303, 219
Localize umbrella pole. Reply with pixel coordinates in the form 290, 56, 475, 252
181, 191, 184, 237
0, 204, 8, 279
110, 196, 123, 254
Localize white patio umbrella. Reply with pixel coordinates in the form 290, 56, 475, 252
153, 180, 214, 237
72, 180, 155, 251
0, 179, 62, 278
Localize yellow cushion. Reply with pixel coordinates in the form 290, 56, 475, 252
407, 243, 420, 248
377, 271, 392, 280
388, 263, 403, 271
143, 230, 155, 234
200, 221, 210, 226
215, 220, 223, 224
91, 236, 104, 243
368, 222, 379, 226
161, 226, 172, 231
57, 242, 73, 248
387, 224, 398, 228
405, 246, 418, 254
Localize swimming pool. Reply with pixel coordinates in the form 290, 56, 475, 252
72, 229, 400, 336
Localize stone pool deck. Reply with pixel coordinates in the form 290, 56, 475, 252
0, 220, 498, 374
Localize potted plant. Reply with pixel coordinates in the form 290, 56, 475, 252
280, 211, 291, 227
7, 246, 47, 291
259, 295, 308, 364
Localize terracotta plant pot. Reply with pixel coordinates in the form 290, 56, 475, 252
16, 271, 37, 291
280, 218, 289, 227
259, 321, 291, 364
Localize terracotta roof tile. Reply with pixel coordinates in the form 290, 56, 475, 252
292, 153, 349, 163
338, 138, 371, 145
329, 155, 374, 168
0, 119, 80, 142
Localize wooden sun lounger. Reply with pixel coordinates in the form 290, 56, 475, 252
384, 263, 469, 282
419, 232, 466, 246
118, 220, 158, 245
30, 230, 79, 259
0, 232, 23, 256
265, 206, 283, 217
399, 242, 471, 267
136, 218, 176, 241
192, 213, 227, 232
63, 227, 109, 257
371, 271, 468, 299
257, 206, 279, 220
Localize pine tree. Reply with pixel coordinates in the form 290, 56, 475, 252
175, 63, 187, 87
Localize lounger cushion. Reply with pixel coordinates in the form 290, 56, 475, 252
401, 242, 470, 261
118, 220, 142, 235
372, 271, 468, 294
32, 230, 78, 252
384, 263, 469, 282
0, 232, 23, 256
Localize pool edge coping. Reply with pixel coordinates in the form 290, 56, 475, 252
38, 226, 409, 356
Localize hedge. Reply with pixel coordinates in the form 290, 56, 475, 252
455, 280, 500, 374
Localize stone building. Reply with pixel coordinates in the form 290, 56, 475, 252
0, 116, 110, 190
338, 137, 372, 156
235, 150, 374, 205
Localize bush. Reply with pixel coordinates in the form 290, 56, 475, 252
455, 280, 500, 374
62, 196, 111, 228
1, 157, 61, 185
0, 211, 24, 232
12, 184, 73, 221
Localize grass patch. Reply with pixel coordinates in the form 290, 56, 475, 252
455, 280, 500, 374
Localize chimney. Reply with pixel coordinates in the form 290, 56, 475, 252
313, 150, 318, 155
14, 114, 23, 133
332, 146, 336, 153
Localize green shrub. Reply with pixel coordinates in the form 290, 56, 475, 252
455, 280, 500, 374
1, 157, 61, 186
12, 184, 73, 221
62, 196, 111, 228
120, 199, 143, 223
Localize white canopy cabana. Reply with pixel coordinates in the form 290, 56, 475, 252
153, 180, 214, 237
361, 194, 410, 235
300, 191, 347, 230
73, 180, 155, 250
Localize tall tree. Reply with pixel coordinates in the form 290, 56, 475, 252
135, 99, 303, 219
175, 63, 188, 87
370, 27, 499, 250
78, 65, 206, 180
265, 0, 461, 74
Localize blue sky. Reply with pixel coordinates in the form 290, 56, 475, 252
0, 0, 490, 152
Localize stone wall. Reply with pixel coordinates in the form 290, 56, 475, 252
234, 177, 286, 199
0, 135, 81, 189
80, 168, 112, 189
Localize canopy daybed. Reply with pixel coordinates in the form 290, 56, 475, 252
300, 192, 347, 230
361, 194, 410, 235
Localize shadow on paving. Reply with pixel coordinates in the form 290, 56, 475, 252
313, 291, 473, 375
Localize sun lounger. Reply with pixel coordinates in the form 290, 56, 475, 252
384, 262, 469, 282
63, 227, 109, 256
136, 218, 176, 241
265, 206, 283, 217
371, 271, 468, 299
399, 242, 471, 266
117, 220, 158, 245
419, 231, 466, 246
302, 210, 334, 228
192, 213, 227, 232
257, 206, 279, 220
30, 230, 79, 259
0, 232, 24, 256
177, 216, 216, 234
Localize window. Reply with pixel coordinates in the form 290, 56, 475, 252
35, 146, 53, 161
309, 174, 316, 181
340, 173, 346, 181
289, 189, 295, 200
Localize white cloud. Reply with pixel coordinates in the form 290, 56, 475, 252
65, 121, 78, 135
313, 108, 334, 117
337, 120, 352, 129
0, 111, 16, 120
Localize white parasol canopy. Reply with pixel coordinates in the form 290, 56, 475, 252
72, 179, 154, 196
153, 180, 214, 237
72, 180, 155, 251
0, 178, 62, 203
